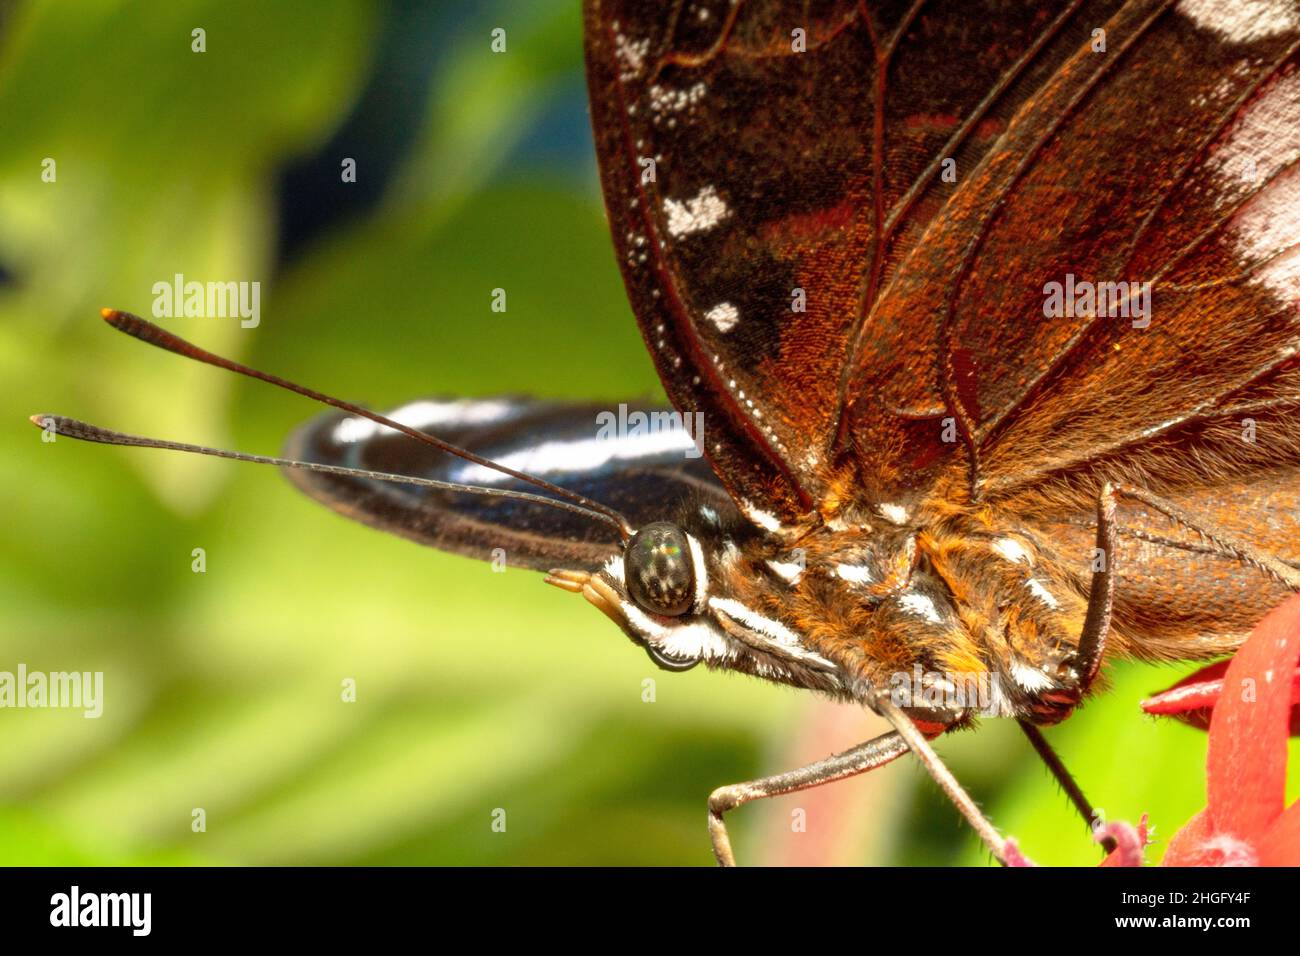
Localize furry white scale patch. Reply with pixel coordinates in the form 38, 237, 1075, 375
708, 597, 836, 668
766, 559, 804, 584
993, 537, 1032, 565
685, 532, 709, 613
1010, 661, 1055, 693
835, 563, 874, 585
898, 592, 943, 625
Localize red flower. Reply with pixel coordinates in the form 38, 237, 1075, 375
1146, 594, 1300, 866
985, 597, 1300, 869
1142, 657, 1300, 736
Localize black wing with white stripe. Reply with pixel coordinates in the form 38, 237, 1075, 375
284, 397, 735, 571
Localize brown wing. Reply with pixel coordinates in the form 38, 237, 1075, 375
586, 1, 1300, 648
583, 0, 1125, 524
1027, 477, 1300, 662
836, 0, 1300, 644
844, 0, 1300, 497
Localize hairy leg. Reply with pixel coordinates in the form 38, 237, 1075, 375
708, 730, 909, 867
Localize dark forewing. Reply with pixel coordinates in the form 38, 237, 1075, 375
586, 1, 1300, 520
285, 398, 733, 571
586, 1, 1300, 644
583, 0, 1128, 519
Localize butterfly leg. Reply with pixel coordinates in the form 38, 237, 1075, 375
1018, 482, 1118, 728
1018, 719, 1115, 854
1009, 484, 1121, 849
1071, 481, 1120, 691
707, 730, 909, 867
1056, 478, 1300, 711
872, 693, 1009, 862
1048, 478, 1300, 718
1024, 480, 1300, 848
711, 699, 1013, 866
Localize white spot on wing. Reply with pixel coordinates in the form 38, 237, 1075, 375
664, 185, 729, 238
1224, 107, 1300, 304
1205, 66, 1300, 308
1177, 0, 1300, 43
705, 302, 740, 333
648, 81, 707, 116
613, 31, 650, 81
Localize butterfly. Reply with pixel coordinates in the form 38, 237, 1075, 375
34, 0, 1300, 865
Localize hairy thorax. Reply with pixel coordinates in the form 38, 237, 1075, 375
717, 504, 1095, 725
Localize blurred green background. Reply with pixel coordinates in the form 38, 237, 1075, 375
1, 0, 1295, 866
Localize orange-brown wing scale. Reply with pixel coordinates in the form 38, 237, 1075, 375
843, 1, 1300, 652
583, 0, 1126, 522
586, 0, 1300, 667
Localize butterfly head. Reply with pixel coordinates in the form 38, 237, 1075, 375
546, 500, 1044, 726
546, 504, 848, 691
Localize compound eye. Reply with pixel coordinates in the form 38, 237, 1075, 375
624, 522, 695, 616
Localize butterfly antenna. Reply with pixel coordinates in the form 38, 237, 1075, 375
92, 309, 634, 541
29, 414, 629, 535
